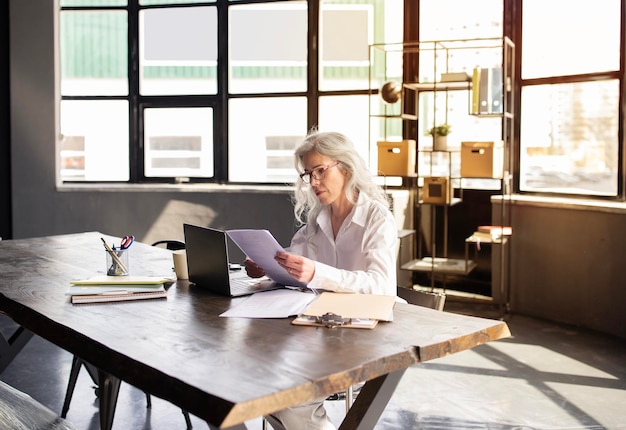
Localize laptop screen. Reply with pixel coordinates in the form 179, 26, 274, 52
183, 223, 231, 291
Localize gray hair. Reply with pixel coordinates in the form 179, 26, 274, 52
293, 130, 390, 226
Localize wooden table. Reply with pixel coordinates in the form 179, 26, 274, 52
0, 232, 510, 429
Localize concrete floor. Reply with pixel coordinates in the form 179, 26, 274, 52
1, 299, 625, 429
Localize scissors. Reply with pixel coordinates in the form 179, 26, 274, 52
120, 235, 134, 250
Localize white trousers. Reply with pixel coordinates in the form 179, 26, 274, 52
265, 398, 336, 430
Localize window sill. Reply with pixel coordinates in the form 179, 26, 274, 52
57, 182, 295, 194
492, 194, 626, 214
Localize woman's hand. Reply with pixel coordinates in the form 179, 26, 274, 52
275, 252, 315, 283
244, 258, 266, 278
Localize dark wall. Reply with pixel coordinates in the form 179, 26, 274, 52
412, 189, 497, 296
0, 3, 10, 240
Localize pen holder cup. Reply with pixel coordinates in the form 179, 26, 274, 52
106, 249, 130, 276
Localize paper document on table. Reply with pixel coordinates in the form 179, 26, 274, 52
220, 289, 316, 318
226, 229, 307, 288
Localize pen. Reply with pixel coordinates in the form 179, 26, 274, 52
101, 237, 129, 274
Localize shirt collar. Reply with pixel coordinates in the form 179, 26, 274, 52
349, 192, 370, 227
318, 191, 368, 225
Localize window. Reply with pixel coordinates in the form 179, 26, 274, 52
519, 0, 621, 196
59, 7, 129, 181
228, 2, 307, 94
140, 6, 218, 95
59, 0, 403, 184
144, 107, 214, 178
60, 100, 129, 181
413, 0, 504, 190
416, 0, 624, 198
57, 0, 626, 198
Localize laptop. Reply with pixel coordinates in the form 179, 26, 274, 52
183, 223, 285, 297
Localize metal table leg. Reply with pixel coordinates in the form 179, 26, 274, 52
339, 369, 407, 430
0, 325, 34, 373
97, 369, 122, 430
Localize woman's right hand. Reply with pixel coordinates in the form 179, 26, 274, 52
244, 258, 266, 278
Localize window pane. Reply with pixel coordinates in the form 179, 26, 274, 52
522, 0, 620, 79
229, 98, 307, 183
60, 100, 129, 181
140, 0, 213, 5
140, 7, 217, 95
414, 39, 503, 87
61, 0, 126, 6
420, 90, 501, 189
319, 0, 403, 91
418, 3, 507, 191
520, 81, 619, 196
420, 0, 502, 40
144, 108, 214, 178
319, 95, 371, 163
417, 90, 503, 150
60, 11, 128, 96
229, 2, 307, 94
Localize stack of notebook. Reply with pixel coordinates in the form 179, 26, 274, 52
469, 225, 512, 242
67, 276, 173, 304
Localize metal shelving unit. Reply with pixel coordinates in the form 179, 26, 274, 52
369, 37, 515, 303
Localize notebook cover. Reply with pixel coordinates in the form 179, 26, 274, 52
71, 289, 168, 304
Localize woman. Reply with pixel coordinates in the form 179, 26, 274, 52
245, 130, 398, 430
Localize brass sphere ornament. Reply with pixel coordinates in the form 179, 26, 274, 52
380, 81, 402, 104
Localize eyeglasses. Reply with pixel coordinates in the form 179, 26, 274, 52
299, 161, 339, 184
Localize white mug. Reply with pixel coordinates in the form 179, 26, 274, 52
172, 250, 189, 280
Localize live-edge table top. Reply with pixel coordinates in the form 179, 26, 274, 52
0, 232, 510, 428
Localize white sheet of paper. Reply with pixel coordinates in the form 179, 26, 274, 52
226, 229, 307, 288
220, 289, 316, 318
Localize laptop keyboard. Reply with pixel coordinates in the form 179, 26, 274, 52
230, 277, 256, 294
229, 275, 276, 295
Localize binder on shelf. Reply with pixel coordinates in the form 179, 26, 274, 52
471, 67, 481, 114
490, 67, 503, 114
478, 67, 491, 114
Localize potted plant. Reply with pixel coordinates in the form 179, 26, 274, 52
429, 123, 451, 151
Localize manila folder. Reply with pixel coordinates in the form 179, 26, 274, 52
300, 292, 395, 322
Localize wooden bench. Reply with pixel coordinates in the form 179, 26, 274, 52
0, 379, 77, 429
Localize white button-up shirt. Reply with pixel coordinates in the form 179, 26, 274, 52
288, 192, 398, 296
